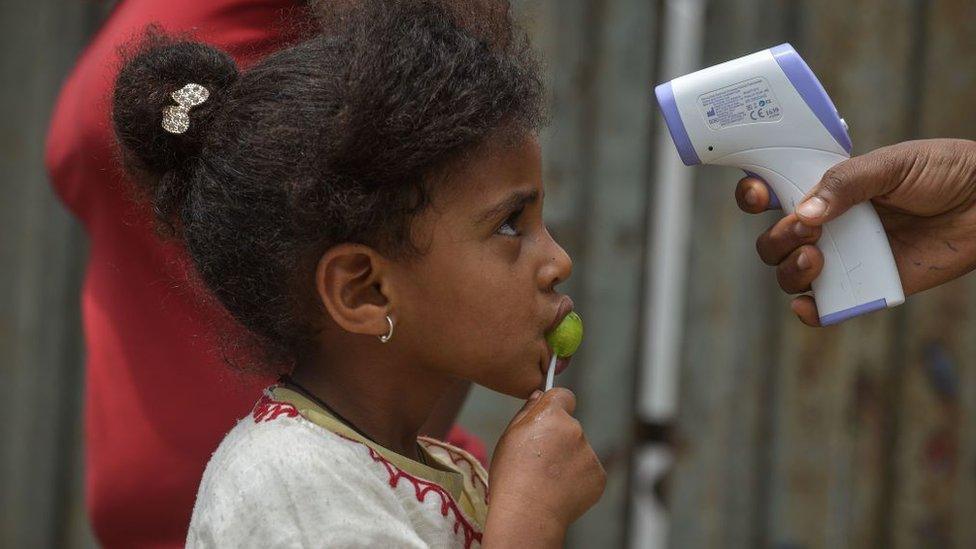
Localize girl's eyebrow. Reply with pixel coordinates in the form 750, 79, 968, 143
476, 189, 539, 224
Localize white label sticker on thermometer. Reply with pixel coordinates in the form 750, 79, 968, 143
698, 77, 782, 129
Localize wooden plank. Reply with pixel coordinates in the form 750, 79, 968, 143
891, 281, 973, 549
562, 0, 655, 546
890, 1, 976, 547
762, 2, 918, 548
0, 0, 100, 547
666, 1, 790, 547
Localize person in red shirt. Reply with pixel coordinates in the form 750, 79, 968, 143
45, 1, 484, 546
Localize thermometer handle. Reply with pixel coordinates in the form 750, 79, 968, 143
732, 148, 904, 324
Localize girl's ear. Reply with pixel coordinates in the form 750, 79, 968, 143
315, 243, 392, 337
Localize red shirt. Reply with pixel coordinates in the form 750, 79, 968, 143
46, 2, 484, 546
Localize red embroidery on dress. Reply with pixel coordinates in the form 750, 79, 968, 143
421, 439, 489, 503
364, 446, 483, 548
334, 435, 483, 548
250, 396, 483, 546
251, 395, 299, 423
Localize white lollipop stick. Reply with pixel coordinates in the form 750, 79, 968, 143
544, 355, 557, 391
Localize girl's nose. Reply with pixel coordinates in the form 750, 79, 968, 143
538, 225, 573, 291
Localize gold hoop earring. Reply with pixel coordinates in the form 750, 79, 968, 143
379, 315, 394, 343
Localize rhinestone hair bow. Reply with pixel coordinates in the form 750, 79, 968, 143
161, 83, 210, 134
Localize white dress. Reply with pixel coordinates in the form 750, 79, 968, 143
186, 386, 489, 548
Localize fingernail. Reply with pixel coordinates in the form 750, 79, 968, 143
797, 197, 827, 219
529, 390, 543, 400
793, 222, 815, 238
745, 188, 759, 207
797, 251, 811, 270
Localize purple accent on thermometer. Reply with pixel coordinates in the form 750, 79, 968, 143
770, 43, 853, 154
655, 82, 701, 166
743, 170, 781, 209
819, 298, 887, 326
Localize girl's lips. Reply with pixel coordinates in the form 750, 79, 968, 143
540, 347, 573, 377
555, 356, 571, 375
547, 295, 575, 333
541, 295, 576, 378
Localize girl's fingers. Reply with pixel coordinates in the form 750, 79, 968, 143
776, 245, 824, 294
542, 387, 577, 415
756, 214, 823, 266
510, 389, 544, 425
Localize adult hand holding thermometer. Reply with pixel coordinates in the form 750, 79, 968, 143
655, 43, 905, 325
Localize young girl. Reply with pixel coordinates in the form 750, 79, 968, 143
112, 0, 605, 546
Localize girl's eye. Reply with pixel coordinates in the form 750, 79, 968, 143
497, 208, 524, 237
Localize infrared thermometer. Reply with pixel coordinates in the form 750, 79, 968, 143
654, 43, 904, 325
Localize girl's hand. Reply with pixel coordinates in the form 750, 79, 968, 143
735, 139, 976, 326
482, 388, 606, 548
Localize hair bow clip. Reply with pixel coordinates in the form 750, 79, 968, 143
161, 83, 210, 134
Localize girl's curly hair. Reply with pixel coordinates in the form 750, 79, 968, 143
111, 0, 545, 374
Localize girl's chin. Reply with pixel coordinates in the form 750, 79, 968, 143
476, 374, 544, 400
468, 356, 550, 398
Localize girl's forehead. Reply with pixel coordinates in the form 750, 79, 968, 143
435, 134, 542, 213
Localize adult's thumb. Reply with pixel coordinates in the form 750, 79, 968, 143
795, 151, 900, 225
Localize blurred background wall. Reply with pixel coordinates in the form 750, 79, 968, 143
1, 1, 111, 547
2, 0, 975, 547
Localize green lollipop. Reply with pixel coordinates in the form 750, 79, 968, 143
544, 311, 582, 391
547, 311, 583, 358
